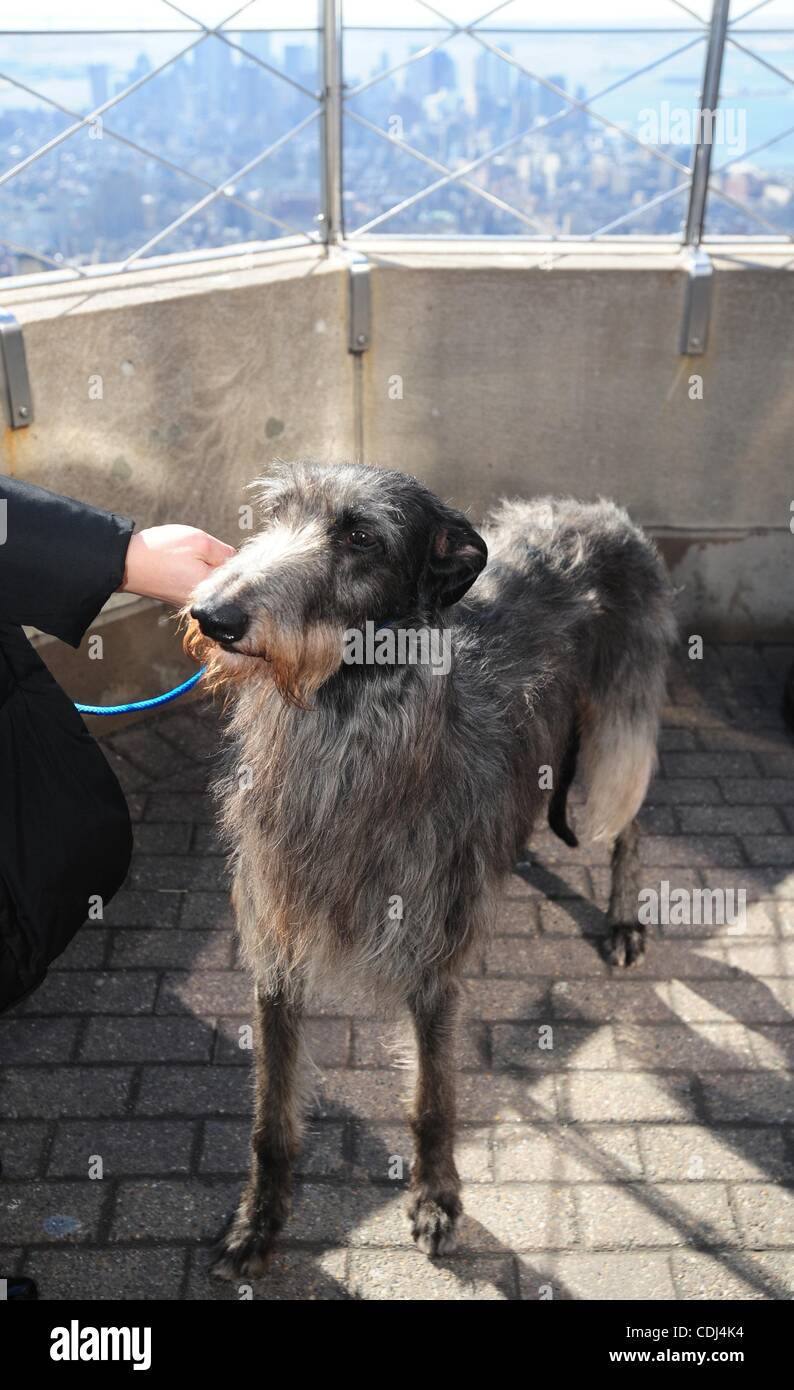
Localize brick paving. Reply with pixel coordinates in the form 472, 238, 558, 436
1, 643, 793, 1301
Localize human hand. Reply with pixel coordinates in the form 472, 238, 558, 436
120, 526, 237, 608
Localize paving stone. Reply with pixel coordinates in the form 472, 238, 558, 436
493, 1124, 643, 1183
136, 1066, 251, 1117
509, 863, 592, 899
108, 726, 192, 780
48, 1120, 196, 1177
185, 1246, 350, 1300
536, 899, 605, 936
700, 867, 794, 898
662, 752, 757, 778
701, 1073, 794, 1123
671, 1250, 794, 1301
0, 1182, 107, 1242
145, 792, 215, 823
613, 1021, 757, 1071
667, 978, 793, 1024
103, 890, 181, 927
552, 981, 674, 1023
732, 1184, 794, 1248
0, 1122, 49, 1178
111, 1180, 238, 1242
642, 778, 722, 804
129, 856, 229, 892
79, 1017, 212, 1063
133, 822, 193, 855
125, 793, 147, 822
743, 835, 794, 866
576, 1182, 738, 1249
679, 805, 785, 835
457, 1184, 577, 1251
720, 778, 794, 805
180, 891, 234, 930
492, 1023, 618, 1071
0, 1017, 79, 1064
99, 748, 151, 794
637, 1124, 791, 1183
461, 979, 553, 1021
16, 971, 159, 1016
559, 1073, 696, 1123
51, 929, 109, 971
191, 823, 224, 855
519, 1251, 676, 1301
0, 1068, 133, 1118
288, 1183, 411, 1248
747, 1025, 794, 1070
22, 1246, 188, 1301
640, 835, 744, 867
110, 928, 231, 970
486, 938, 609, 979
156, 970, 251, 1015
154, 711, 216, 763
493, 897, 539, 934
724, 942, 788, 976
348, 1251, 516, 1300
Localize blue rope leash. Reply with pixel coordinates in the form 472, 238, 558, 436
74, 666, 206, 716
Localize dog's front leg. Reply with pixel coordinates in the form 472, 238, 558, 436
211, 980, 304, 1280
407, 977, 463, 1256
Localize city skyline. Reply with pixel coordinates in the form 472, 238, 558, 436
2, 8, 794, 276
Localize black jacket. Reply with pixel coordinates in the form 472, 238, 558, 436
0, 476, 135, 1012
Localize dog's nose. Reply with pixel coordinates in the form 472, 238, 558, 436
190, 601, 250, 644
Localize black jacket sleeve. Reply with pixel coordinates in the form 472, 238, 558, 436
0, 476, 135, 647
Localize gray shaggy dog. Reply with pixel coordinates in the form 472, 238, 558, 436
186, 460, 675, 1277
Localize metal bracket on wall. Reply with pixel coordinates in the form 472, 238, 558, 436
347, 253, 371, 353
679, 248, 713, 356
0, 309, 33, 428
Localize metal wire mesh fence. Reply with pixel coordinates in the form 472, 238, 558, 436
1, 0, 793, 280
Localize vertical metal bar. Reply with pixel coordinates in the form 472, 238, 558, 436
683, 0, 730, 246
321, 0, 344, 244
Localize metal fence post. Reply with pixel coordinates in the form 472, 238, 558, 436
684, 0, 730, 247
679, 0, 730, 353
321, 0, 344, 244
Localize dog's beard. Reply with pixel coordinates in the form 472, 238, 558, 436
182, 613, 344, 708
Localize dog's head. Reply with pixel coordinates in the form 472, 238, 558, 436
186, 461, 487, 706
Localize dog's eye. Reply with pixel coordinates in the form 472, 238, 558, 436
346, 529, 378, 551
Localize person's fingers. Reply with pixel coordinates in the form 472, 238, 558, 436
197, 534, 237, 568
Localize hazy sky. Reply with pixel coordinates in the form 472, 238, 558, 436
0, 1, 728, 34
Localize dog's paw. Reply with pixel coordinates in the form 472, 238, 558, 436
210, 1220, 274, 1281
409, 1191, 462, 1257
607, 922, 645, 968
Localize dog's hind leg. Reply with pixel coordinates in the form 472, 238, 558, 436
407, 977, 463, 1257
548, 719, 579, 848
605, 819, 645, 967
211, 980, 304, 1280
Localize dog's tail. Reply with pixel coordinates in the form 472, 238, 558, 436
576, 620, 673, 842
577, 697, 661, 844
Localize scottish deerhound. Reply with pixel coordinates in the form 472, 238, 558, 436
187, 461, 675, 1277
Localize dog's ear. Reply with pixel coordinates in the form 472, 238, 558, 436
422, 511, 488, 609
